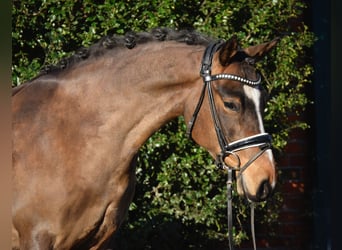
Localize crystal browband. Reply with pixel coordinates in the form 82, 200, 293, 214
204, 73, 262, 86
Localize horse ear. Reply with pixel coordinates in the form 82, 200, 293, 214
219, 35, 239, 66
243, 37, 280, 61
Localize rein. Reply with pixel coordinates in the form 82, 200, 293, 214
186, 41, 272, 250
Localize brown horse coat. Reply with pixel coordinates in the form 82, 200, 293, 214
12, 29, 277, 249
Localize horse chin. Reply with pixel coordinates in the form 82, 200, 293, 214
236, 177, 246, 198
236, 175, 269, 203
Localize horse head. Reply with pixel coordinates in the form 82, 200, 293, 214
186, 36, 279, 202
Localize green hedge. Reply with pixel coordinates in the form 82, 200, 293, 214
12, 0, 315, 248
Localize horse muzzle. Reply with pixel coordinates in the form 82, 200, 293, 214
235, 148, 276, 202
217, 133, 276, 202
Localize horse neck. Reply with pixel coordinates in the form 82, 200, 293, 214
60, 42, 204, 155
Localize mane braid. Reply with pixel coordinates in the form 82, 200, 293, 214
39, 28, 214, 76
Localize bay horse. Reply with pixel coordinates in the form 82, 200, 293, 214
12, 28, 278, 249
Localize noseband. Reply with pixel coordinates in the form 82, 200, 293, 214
186, 41, 272, 250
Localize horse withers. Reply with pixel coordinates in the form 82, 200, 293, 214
12, 28, 278, 249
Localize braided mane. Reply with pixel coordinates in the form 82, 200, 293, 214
40, 28, 214, 75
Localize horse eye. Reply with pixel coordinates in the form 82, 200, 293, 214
224, 102, 240, 112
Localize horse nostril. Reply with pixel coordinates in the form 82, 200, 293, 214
256, 180, 272, 201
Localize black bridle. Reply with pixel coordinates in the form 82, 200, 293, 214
186, 41, 272, 250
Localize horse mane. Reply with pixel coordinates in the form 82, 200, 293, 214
39, 28, 214, 76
